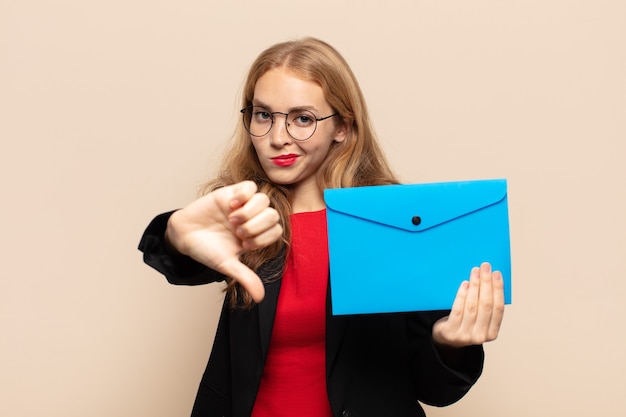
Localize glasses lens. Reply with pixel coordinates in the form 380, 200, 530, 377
286, 109, 317, 140
243, 106, 272, 137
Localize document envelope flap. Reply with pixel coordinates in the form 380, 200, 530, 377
324, 180, 507, 232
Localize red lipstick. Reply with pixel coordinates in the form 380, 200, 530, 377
271, 154, 298, 167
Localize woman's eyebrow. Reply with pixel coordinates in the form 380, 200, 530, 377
251, 99, 320, 113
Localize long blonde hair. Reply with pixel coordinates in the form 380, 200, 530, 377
201, 37, 399, 307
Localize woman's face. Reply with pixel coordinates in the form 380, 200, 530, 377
249, 68, 346, 197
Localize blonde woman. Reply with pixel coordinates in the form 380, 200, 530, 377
139, 37, 504, 417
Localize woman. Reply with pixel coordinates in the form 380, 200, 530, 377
139, 37, 504, 417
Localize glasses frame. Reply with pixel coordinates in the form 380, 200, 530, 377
240, 105, 339, 141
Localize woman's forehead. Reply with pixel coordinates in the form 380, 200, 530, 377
253, 68, 329, 112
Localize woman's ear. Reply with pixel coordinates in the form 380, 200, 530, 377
334, 119, 350, 143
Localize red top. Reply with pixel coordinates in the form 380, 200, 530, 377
251, 209, 333, 417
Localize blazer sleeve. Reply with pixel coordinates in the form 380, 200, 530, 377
137, 211, 226, 285
406, 310, 485, 407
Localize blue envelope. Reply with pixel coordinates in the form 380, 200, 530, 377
324, 179, 511, 315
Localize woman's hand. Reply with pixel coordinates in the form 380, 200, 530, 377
432, 263, 505, 348
165, 181, 283, 303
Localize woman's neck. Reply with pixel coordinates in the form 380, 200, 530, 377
291, 182, 326, 214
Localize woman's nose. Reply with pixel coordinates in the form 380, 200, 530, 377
269, 116, 293, 147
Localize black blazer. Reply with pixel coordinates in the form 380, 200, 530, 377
139, 212, 485, 417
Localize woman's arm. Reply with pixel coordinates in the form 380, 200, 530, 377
406, 263, 505, 406
406, 311, 485, 407
138, 181, 282, 296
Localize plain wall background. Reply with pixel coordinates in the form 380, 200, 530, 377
2, 1, 624, 416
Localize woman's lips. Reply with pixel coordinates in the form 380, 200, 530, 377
271, 154, 298, 167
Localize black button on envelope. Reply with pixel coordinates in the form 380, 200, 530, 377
324, 179, 512, 315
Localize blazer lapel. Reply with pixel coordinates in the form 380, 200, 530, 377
258, 277, 282, 360
325, 275, 348, 373
256, 252, 286, 360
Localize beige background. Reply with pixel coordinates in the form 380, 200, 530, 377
2, 0, 625, 416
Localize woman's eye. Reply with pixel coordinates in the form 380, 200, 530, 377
254, 111, 272, 121
293, 113, 314, 126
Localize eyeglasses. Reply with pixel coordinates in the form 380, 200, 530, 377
240, 105, 338, 141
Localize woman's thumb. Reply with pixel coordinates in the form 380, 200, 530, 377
218, 257, 265, 303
